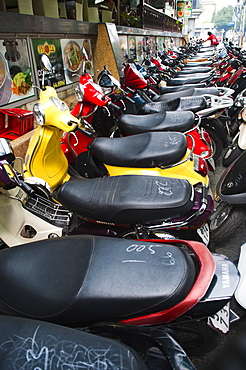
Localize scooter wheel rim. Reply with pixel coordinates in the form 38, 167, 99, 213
209, 204, 232, 231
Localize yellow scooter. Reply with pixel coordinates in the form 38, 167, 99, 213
24, 55, 209, 192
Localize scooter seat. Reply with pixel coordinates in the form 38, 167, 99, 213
0, 235, 196, 322
185, 61, 213, 67
0, 315, 144, 370
90, 131, 187, 167
118, 111, 195, 135
138, 96, 207, 114
188, 55, 213, 60
157, 87, 219, 102
176, 67, 214, 74
55, 175, 194, 224
167, 73, 211, 86
158, 83, 207, 94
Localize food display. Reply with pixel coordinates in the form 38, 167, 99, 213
64, 41, 83, 73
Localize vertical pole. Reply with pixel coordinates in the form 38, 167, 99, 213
240, 1, 246, 47
117, 0, 120, 25
140, 0, 143, 27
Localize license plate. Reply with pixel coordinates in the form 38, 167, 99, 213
197, 223, 209, 246
207, 302, 230, 334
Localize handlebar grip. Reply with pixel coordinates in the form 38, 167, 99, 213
126, 87, 135, 94
20, 180, 36, 196
110, 102, 121, 111
76, 125, 94, 137
125, 96, 135, 104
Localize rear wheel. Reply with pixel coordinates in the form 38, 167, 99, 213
209, 203, 246, 244
205, 127, 224, 163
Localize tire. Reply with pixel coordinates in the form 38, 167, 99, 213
205, 127, 224, 163
222, 145, 243, 167
166, 321, 222, 356
209, 203, 246, 244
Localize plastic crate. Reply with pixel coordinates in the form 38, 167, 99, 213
0, 108, 34, 140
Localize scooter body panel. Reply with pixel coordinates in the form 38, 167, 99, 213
187, 253, 240, 319
238, 122, 246, 149
124, 63, 148, 89
235, 242, 246, 309
61, 129, 94, 164
217, 151, 246, 203
25, 126, 70, 190
0, 188, 63, 246
104, 153, 209, 187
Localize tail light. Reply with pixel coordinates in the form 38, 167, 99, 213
194, 154, 208, 177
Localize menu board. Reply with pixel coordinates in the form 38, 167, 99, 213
0, 38, 35, 106
60, 38, 93, 84
32, 38, 93, 88
32, 38, 66, 89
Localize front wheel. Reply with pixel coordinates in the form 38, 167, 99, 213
209, 203, 246, 244
166, 321, 222, 356
222, 145, 243, 167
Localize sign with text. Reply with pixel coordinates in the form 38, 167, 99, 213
0, 38, 35, 106
32, 38, 66, 89
177, 1, 192, 18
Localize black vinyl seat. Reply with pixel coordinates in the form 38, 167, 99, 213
55, 175, 194, 224
158, 83, 207, 94
118, 111, 195, 135
90, 131, 188, 168
156, 87, 219, 102
167, 73, 211, 86
0, 235, 196, 323
138, 96, 207, 114
0, 315, 145, 369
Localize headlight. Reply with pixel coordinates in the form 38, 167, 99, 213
49, 96, 68, 111
75, 84, 84, 101
101, 86, 113, 95
33, 103, 45, 125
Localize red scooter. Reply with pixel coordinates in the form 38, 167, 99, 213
0, 235, 240, 356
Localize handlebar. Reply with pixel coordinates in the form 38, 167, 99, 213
76, 124, 94, 137
19, 179, 36, 196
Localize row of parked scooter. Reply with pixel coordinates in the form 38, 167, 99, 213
0, 40, 246, 369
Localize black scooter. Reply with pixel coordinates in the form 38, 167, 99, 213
209, 150, 246, 243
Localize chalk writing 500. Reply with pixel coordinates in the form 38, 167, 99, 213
125, 244, 176, 265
